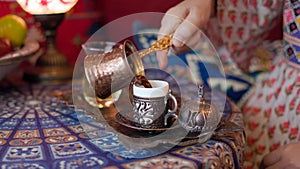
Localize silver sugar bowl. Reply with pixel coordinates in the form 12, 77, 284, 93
178, 85, 221, 143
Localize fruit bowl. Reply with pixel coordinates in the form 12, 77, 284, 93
0, 40, 40, 81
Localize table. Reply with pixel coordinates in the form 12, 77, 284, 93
0, 74, 245, 169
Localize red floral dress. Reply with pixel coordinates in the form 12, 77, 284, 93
209, 0, 283, 73
209, 0, 300, 168
243, 0, 300, 168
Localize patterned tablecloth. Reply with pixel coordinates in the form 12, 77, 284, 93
0, 75, 245, 169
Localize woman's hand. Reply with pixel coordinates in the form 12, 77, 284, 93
261, 142, 300, 169
157, 0, 215, 68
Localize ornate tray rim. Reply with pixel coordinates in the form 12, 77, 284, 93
0, 40, 40, 66
115, 111, 180, 133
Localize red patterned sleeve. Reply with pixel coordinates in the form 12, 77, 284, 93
216, 0, 283, 72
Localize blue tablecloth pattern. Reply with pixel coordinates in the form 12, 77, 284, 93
0, 78, 245, 169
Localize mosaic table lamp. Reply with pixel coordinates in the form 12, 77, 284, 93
17, 0, 78, 82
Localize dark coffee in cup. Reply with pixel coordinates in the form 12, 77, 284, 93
129, 75, 152, 103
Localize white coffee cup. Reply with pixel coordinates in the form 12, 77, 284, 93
132, 80, 178, 128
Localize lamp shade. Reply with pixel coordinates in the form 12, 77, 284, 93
16, 0, 78, 15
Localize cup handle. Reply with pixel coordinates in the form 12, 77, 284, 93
164, 90, 178, 126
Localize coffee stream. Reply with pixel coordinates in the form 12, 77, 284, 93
129, 75, 152, 103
